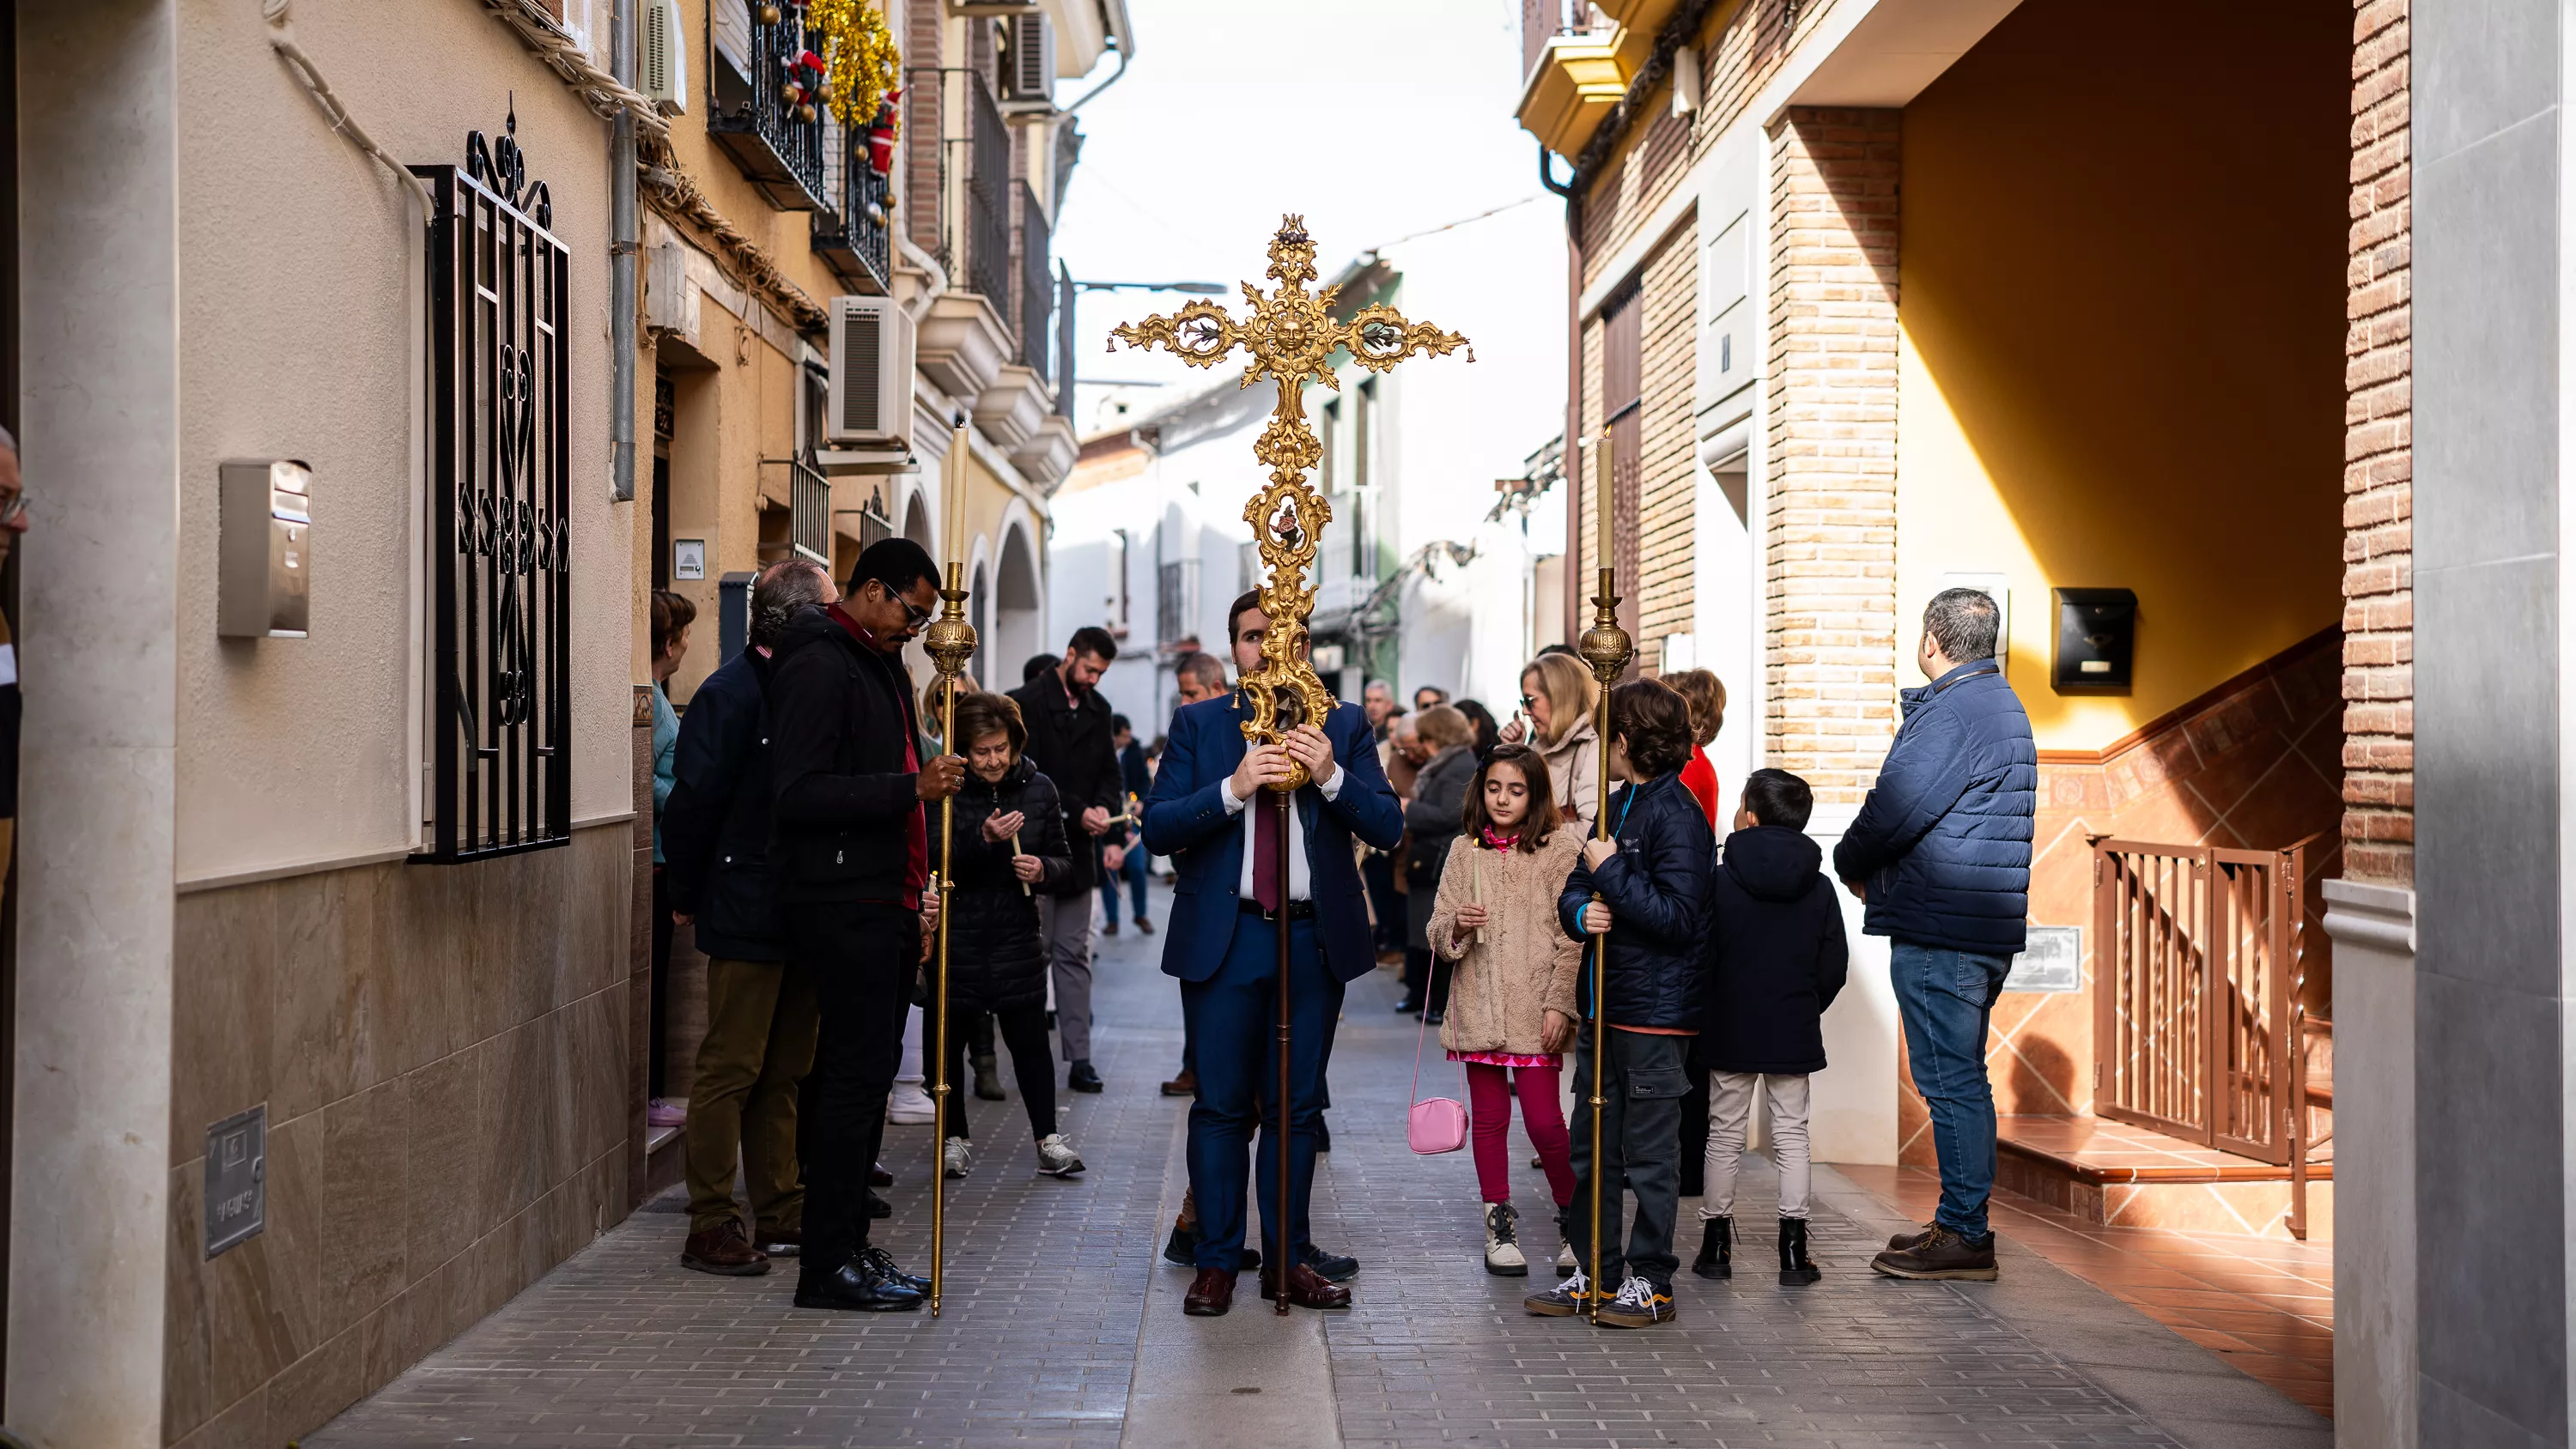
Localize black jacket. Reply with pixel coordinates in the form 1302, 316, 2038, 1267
1832, 660, 2037, 955
1702, 826, 1849, 1073
1402, 744, 1478, 886
661, 646, 788, 961
1007, 668, 1127, 896
766, 604, 927, 907
1558, 772, 1716, 1030
939, 760, 1073, 1014
1118, 740, 1151, 802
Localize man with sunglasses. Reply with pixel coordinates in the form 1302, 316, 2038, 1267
768, 537, 963, 1312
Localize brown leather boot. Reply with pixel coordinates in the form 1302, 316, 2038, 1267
682, 1220, 770, 1276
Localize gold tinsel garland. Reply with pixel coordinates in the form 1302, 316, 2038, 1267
805, 0, 902, 136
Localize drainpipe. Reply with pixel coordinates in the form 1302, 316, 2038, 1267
610, 0, 639, 503
897, 233, 950, 323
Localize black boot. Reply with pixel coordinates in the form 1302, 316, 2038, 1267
1691, 1216, 1733, 1280
1777, 1217, 1820, 1284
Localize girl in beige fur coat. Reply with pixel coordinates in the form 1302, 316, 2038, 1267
1425, 743, 1586, 1276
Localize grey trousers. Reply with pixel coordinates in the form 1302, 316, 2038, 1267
1564, 1028, 1692, 1289
1037, 891, 1095, 1064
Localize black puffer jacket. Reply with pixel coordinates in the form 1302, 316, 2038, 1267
939, 759, 1072, 1014
1402, 743, 1478, 887
1558, 772, 1716, 1030
1701, 825, 1849, 1074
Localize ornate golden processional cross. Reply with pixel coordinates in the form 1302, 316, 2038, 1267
1109, 216, 1473, 787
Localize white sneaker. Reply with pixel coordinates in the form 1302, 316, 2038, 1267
1556, 1240, 1578, 1272
888, 1082, 935, 1125
1036, 1132, 1086, 1177
1483, 1203, 1528, 1276
943, 1136, 973, 1179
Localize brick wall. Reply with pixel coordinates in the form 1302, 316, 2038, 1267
1637, 225, 1698, 669
2342, 0, 2412, 885
1764, 107, 1901, 803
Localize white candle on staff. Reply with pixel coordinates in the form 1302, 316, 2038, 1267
945, 419, 969, 561
1595, 429, 1614, 582
1471, 852, 1484, 947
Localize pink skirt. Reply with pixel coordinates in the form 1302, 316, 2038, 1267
1448, 1050, 1560, 1069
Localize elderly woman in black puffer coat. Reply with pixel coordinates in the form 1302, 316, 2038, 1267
935, 690, 1085, 1181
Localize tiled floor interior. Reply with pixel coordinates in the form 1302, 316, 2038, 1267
1837, 1163, 2335, 1417
1999, 1113, 2331, 1179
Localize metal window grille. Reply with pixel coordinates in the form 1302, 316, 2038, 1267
706, 2, 831, 210
1237, 542, 1261, 597
812, 106, 894, 291
791, 460, 830, 566
855, 486, 894, 553
1157, 559, 1200, 644
413, 120, 572, 862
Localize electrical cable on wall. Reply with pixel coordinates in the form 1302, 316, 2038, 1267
261, 0, 434, 210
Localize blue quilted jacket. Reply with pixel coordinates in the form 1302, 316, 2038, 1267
1832, 660, 2036, 956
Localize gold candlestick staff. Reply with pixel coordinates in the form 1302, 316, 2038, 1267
1576, 431, 1634, 1323
919, 561, 977, 1318
1113, 216, 1468, 1312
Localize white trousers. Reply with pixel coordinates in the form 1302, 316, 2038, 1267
1698, 1070, 1813, 1221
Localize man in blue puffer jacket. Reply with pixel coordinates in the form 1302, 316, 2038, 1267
1833, 587, 2034, 1282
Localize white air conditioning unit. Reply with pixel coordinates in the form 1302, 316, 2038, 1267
641, 0, 689, 112
1002, 12, 1056, 107
826, 294, 914, 448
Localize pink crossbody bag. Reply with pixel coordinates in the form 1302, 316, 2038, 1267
1406, 988, 1468, 1155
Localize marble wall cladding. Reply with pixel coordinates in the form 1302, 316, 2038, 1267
1896, 637, 2345, 1165
161, 822, 632, 1448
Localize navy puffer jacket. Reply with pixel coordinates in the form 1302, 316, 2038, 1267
1832, 660, 2036, 955
1557, 773, 1716, 1030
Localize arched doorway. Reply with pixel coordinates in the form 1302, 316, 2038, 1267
969, 561, 992, 688
995, 524, 1042, 681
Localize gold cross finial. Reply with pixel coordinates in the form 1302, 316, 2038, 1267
1110, 216, 1473, 785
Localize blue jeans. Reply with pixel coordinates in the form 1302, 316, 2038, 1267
1890, 941, 2010, 1240
1098, 840, 1149, 924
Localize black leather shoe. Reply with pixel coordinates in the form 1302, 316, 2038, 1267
1068, 1061, 1103, 1094
866, 1189, 891, 1220
869, 1162, 896, 1188
1423, 1009, 1445, 1026
1183, 1268, 1236, 1316
793, 1257, 924, 1312
1394, 997, 1422, 1015
1163, 1220, 1197, 1265
1692, 1216, 1733, 1280
862, 1245, 932, 1294
1777, 1216, 1821, 1284
1302, 1246, 1358, 1282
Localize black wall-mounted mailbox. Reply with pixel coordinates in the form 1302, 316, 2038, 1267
2053, 588, 2136, 692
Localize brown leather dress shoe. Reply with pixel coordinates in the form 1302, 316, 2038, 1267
1259, 1262, 1352, 1310
681, 1221, 770, 1276
1183, 1267, 1236, 1317
1159, 1066, 1197, 1097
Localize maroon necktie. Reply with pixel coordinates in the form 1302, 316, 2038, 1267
1253, 788, 1286, 913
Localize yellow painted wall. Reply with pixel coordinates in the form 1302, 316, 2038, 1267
1894, 0, 2349, 749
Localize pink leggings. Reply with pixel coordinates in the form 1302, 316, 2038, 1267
1466, 1061, 1577, 1208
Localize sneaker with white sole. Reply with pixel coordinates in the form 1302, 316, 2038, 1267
1556, 1240, 1578, 1272
1595, 1274, 1677, 1328
1036, 1132, 1086, 1177
889, 1082, 935, 1125
1482, 1203, 1528, 1276
1522, 1268, 1594, 1317
942, 1136, 972, 1179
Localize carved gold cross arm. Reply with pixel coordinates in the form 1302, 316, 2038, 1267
1109, 216, 1472, 786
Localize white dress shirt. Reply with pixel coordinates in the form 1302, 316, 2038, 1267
1224, 759, 1346, 900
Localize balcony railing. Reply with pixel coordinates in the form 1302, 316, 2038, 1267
960, 70, 1012, 312
1521, 0, 1601, 82
1157, 559, 1200, 644
1018, 181, 1052, 379
708, 2, 832, 212
812, 110, 894, 293
790, 460, 830, 566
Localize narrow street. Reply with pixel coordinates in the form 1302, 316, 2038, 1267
307, 882, 2326, 1449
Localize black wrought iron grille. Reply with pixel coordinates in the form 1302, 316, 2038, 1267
791, 460, 830, 567
1019, 180, 1052, 379
414, 126, 573, 862
963, 70, 1012, 309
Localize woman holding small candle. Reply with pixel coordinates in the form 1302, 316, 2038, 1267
936, 690, 1086, 1180
1424, 743, 1585, 1276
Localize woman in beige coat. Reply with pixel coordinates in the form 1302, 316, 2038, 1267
1498, 651, 1600, 834
1425, 743, 1585, 1276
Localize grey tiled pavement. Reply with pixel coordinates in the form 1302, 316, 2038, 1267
311, 879, 2329, 1448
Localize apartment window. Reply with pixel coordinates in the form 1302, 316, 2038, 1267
1157, 558, 1200, 643
1105, 529, 1130, 637
1351, 378, 1376, 579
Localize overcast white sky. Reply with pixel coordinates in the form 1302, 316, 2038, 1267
1050, 0, 1549, 403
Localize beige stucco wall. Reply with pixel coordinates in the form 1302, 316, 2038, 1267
173, 0, 631, 881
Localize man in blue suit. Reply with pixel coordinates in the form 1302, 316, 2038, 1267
1143, 591, 1403, 1317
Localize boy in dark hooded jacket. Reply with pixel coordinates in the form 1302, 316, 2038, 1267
1687, 768, 1847, 1285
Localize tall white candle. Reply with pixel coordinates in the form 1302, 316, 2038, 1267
1595, 428, 1614, 585
945, 419, 969, 561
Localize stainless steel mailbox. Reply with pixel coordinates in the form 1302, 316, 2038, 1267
219, 459, 311, 639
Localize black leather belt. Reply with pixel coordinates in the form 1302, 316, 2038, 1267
1239, 898, 1317, 921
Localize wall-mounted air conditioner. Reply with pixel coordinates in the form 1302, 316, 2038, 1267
826, 294, 914, 449
641, 0, 689, 112
1002, 12, 1056, 108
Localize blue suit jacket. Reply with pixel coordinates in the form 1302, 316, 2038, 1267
1141, 694, 1404, 984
